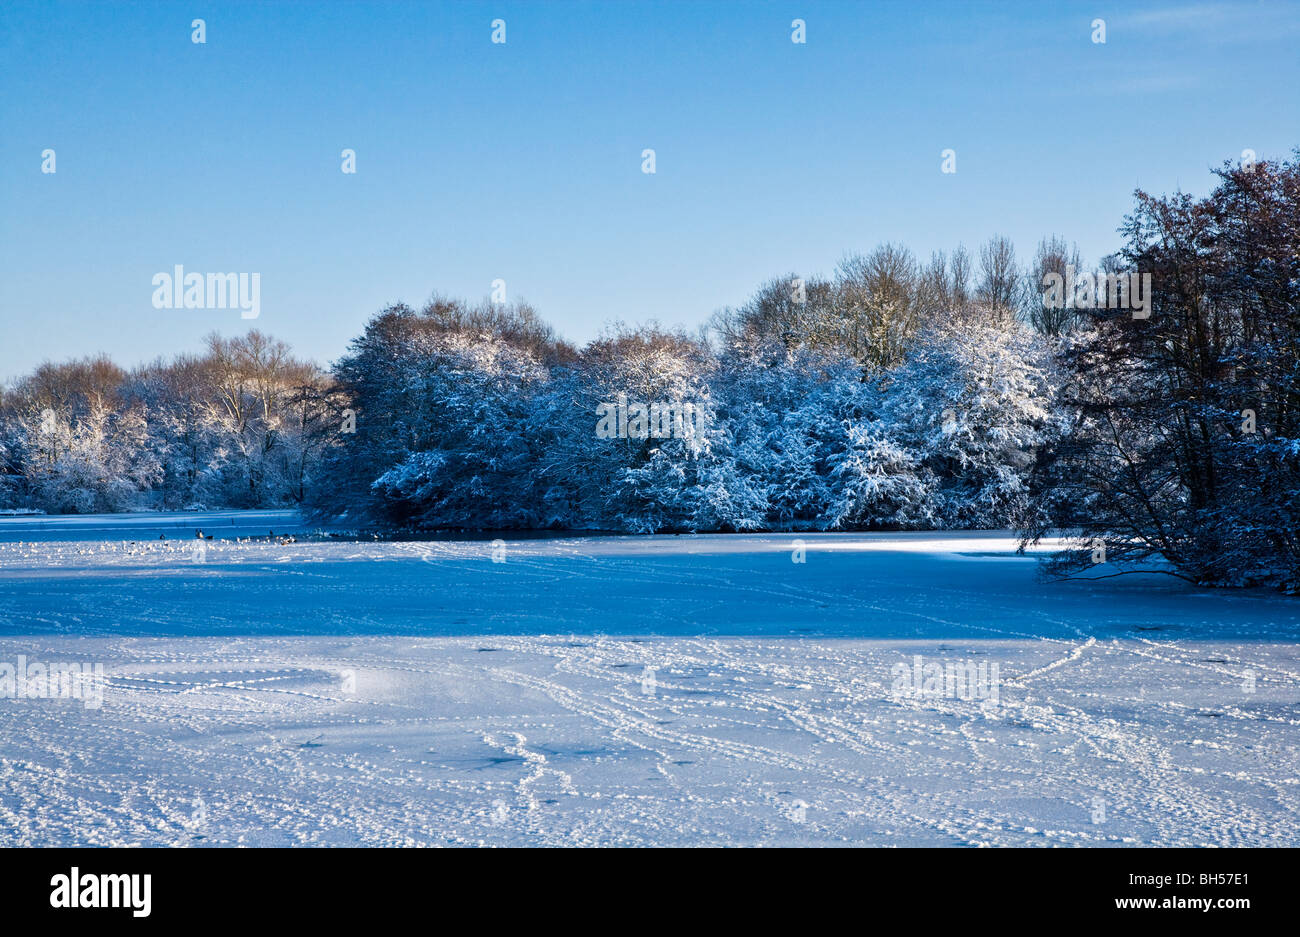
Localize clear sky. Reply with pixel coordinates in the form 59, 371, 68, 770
2, 0, 1297, 379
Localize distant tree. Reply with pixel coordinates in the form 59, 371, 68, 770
711, 273, 838, 356
949, 244, 973, 314
976, 235, 1025, 325
1025, 235, 1084, 336
833, 244, 922, 373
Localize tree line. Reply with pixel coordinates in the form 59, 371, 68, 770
0, 332, 342, 513
2, 152, 1295, 589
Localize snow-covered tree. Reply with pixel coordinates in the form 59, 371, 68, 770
882, 320, 1057, 528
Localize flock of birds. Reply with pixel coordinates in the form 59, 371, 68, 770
4, 529, 299, 560
167, 529, 297, 544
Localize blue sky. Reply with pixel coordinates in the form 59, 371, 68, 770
1, 0, 1297, 378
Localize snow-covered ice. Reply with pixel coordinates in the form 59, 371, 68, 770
1, 511, 1297, 846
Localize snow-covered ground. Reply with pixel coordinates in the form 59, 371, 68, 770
1, 511, 1297, 846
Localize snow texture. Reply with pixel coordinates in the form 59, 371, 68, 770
0, 511, 1297, 846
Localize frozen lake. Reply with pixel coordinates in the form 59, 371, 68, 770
0, 510, 1297, 846
0, 509, 306, 544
